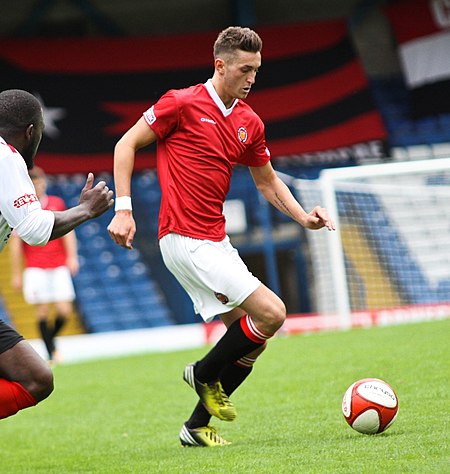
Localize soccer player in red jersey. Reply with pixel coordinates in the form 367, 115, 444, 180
0, 89, 113, 420
108, 26, 335, 446
10, 166, 79, 364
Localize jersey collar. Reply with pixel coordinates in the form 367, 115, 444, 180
204, 79, 238, 117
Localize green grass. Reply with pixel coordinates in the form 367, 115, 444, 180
1, 319, 449, 473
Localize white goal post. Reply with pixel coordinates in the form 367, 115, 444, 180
292, 157, 450, 329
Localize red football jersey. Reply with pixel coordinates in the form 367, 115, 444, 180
22, 195, 68, 268
144, 80, 271, 241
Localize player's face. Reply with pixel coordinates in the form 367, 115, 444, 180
221, 49, 261, 105
22, 113, 44, 170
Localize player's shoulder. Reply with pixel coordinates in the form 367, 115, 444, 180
0, 136, 18, 159
236, 100, 264, 126
158, 84, 206, 114
47, 194, 65, 204
0, 137, 25, 170
168, 83, 205, 101
236, 99, 258, 114
46, 195, 66, 210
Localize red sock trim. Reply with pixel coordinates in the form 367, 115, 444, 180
0, 379, 37, 419
239, 314, 271, 344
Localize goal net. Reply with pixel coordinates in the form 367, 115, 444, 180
292, 157, 450, 328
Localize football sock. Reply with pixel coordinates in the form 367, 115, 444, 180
38, 320, 54, 358
195, 315, 271, 383
52, 315, 66, 338
0, 379, 37, 419
221, 355, 257, 393
186, 358, 255, 429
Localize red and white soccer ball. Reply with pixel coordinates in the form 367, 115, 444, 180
342, 378, 398, 435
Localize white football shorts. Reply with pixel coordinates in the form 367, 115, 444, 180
159, 233, 261, 322
23, 266, 75, 305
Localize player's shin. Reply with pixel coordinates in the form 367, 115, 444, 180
195, 315, 271, 383
38, 320, 54, 358
53, 315, 67, 337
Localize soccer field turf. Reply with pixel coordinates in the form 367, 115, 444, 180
1, 319, 448, 473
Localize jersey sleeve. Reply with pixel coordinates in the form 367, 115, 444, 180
0, 152, 54, 246
143, 90, 179, 139
14, 209, 55, 246
240, 117, 271, 167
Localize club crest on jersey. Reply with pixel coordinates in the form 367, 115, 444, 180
237, 127, 248, 143
214, 292, 230, 304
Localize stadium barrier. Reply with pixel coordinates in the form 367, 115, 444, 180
28, 302, 450, 364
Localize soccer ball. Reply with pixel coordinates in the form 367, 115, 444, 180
342, 378, 398, 434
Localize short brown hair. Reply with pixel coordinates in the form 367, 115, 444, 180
213, 26, 262, 59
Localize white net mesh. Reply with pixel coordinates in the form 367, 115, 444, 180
294, 159, 450, 316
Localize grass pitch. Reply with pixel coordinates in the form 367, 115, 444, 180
1, 319, 449, 473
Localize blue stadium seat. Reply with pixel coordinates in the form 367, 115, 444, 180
48, 174, 175, 333
344, 190, 448, 305
369, 77, 450, 147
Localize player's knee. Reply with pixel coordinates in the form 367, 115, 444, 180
271, 301, 286, 331
28, 365, 54, 402
259, 300, 286, 335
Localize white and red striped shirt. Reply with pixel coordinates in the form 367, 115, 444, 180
0, 136, 54, 252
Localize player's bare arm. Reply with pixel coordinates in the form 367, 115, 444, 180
50, 173, 114, 240
250, 162, 335, 231
108, 117, 157, 249
63, 231, 79, 275
9, 232, 23, 291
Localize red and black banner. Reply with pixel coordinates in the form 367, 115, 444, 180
386, 0, 450, 118
0, 21, 386, 174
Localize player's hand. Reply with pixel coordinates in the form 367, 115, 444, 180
79, 173, 114, 218
303, 206, 335, 231
107, 211, 136, 249
66, 256, 80, 276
